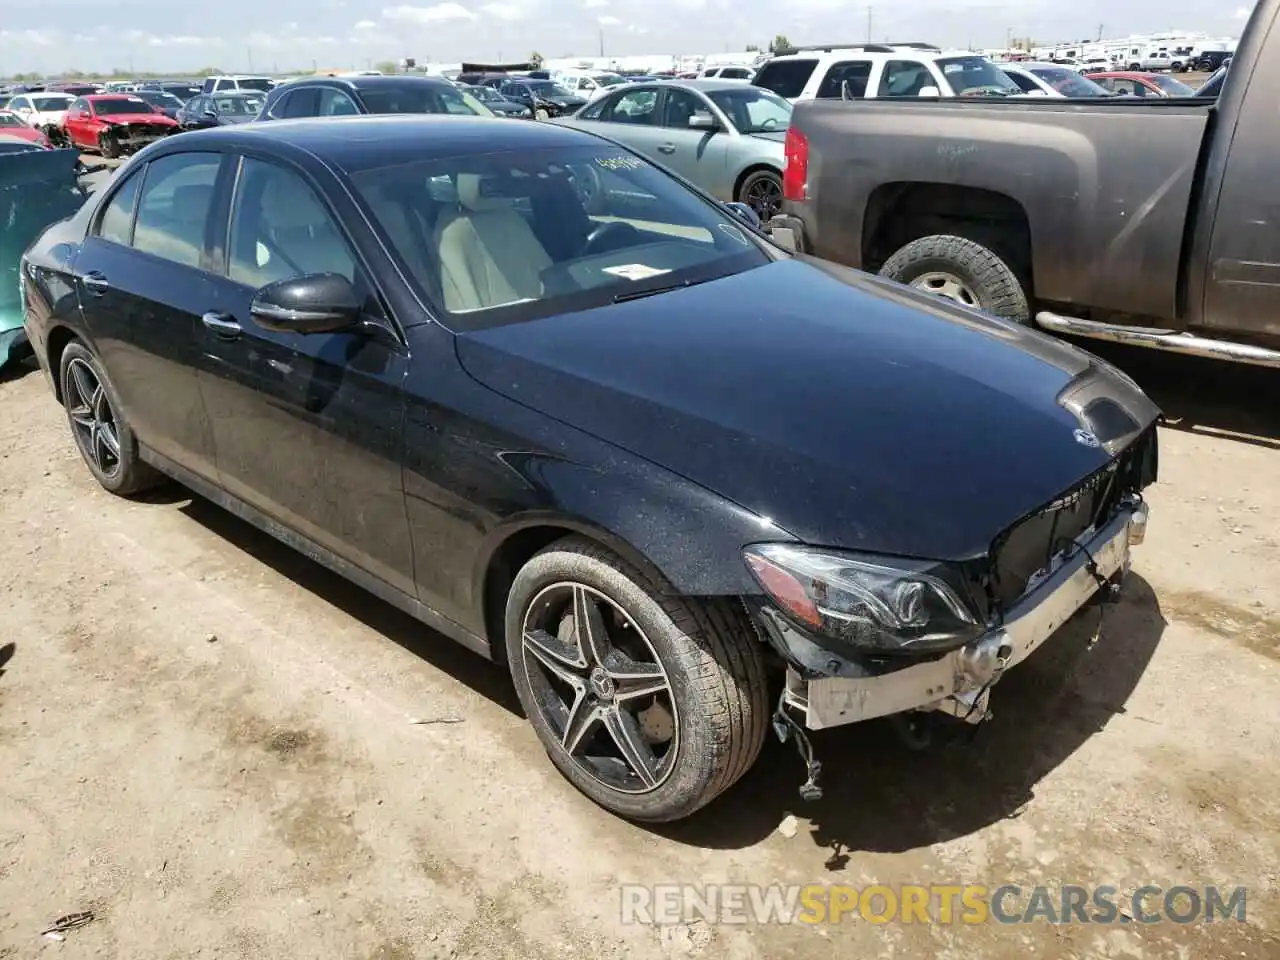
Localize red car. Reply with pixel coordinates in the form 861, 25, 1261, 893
61, 94, 179, 158
1089, 71, 1197, 98
0, 110, 50, 147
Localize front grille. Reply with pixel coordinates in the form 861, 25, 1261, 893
990, 426, 1157, 609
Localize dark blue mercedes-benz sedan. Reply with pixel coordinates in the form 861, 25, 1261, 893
20, 115, 1158, 822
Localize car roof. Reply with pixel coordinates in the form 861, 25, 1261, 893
162, 115, 600, 169
625, 78, 771, 94
283, 75, 455, 90
205, 89, 266, 97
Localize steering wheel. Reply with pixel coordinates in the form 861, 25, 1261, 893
582, 220, 639, 256
758, 116, 781, 131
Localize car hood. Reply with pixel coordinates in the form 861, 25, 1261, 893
98, 113, 177, 125
454, 257, 1160, 560
31, 110, 68, 123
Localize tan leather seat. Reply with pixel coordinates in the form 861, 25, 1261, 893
434, 172, 550, 312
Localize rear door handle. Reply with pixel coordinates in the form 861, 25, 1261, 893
201, 311, 241, 339
657, 143, 676, 154
81, 271, 109, 295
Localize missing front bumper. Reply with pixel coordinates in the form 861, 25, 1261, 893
780, 501, 1146, 730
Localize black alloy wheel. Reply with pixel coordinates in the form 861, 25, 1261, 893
65, 356, 122, 482
739, 170, 783, 221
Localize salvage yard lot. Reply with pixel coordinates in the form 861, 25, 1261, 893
0, 344, 1277, 958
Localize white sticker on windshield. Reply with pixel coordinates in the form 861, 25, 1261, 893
602, 263, 672, 281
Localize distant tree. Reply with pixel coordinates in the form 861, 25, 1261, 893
745, 44, 759, 52
529, 51, 544, 67
12, 71, 44, 81
769, 34, 793, 54
375, 60, 399, 75
194, 66, 224, 77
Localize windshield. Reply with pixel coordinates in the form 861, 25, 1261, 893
213, 94, 265, 115
706, 87, 790, 133
528, 81, 574, 97
936, 56, 1022, 96
31, 95, 74, 111
138, 91, 182, 108
1028, 67, 1110, 97
356, 84, 493, 117
163, 85, 200, 100
236, 78, 273, 92
351, 144, 769, 329
1150, 74, 1195, 95
92, 97, 155, 115
594, 75, 625, 88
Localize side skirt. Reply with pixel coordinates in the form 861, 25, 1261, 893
139, 445, 493, 661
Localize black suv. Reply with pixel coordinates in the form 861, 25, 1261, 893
256, 76, 492, 121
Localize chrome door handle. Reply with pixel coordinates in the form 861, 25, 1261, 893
81, 271, 109, 294
201, 312, 241, 339
657, 143, 676, 154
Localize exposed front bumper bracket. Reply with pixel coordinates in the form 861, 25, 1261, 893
782, 502, 1147, 731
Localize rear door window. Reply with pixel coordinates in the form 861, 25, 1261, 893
95, 169, 143, 246
752, 59, 818, 98
816, 60, 872, 98
131, 153, 221, 269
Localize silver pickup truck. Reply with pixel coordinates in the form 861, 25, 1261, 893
769, 0, 1280, 369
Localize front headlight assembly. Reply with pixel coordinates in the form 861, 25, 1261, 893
743, 543, 984, 655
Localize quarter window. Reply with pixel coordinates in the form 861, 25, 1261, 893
227, 158, 357, 288
96, 170, 143, 246
132, 153, 221, 268
752, 59, 818, 98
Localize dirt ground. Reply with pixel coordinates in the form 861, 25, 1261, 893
0, 342, 1277, 959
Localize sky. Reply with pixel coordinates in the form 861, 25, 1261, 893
0, 0, 1258, 76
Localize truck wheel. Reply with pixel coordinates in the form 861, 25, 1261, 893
505, 536, 768, 822
98, 131, 120, 159
1128, 62, 1142, 71
879, 234, 1031, 324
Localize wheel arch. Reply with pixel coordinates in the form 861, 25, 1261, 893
477, 514, 676, 671
861, 181, 1033, 285
44, 324, 82, 404
732, 163, 781, 203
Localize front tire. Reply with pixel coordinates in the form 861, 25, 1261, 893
505, 537, 768, 822
98, 131, 119, 159
879, 234, 1031, 324
59, 341, 160, 496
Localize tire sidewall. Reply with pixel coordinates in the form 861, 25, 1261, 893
59, 340, 141, 494
738, 169, 781, 217
880, 235, 1031, 324
504, 547, 725, 821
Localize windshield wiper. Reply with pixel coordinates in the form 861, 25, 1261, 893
612, 277, 710, 303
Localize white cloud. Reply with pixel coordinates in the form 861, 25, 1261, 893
583, 0, 608, 6
481, 2, 525, 20
1234, 6, 1251, 17
0, 28, 55, 46
597, 14, 622, 25
354, 19, 378, 28
382, 3, 477, 23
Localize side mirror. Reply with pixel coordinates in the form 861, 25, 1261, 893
917, 85, 941, 97
251, 273, 362, 334
688, 110, 720, 130
724, 201, 761, 230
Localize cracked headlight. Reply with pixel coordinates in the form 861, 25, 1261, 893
744, 544, 984, 655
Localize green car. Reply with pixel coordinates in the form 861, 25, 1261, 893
1, 147, 92, 368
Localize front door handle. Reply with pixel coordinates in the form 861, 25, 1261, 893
657, 143, 676, 154
201, 311, 241, 339
81, 271, 109, 295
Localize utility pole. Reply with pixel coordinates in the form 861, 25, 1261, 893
599, 28, 605, 57
1097, 23, 1104, 41
866, 6, 872, 42
247, 46, 254, 72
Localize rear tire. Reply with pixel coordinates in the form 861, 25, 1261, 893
98, 131, 119, 159
737, 169, 783, 222
879, 234, 1031, 324
504, 537, 769, 822
59, 341, 161, 497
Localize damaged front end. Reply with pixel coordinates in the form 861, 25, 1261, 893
747, 425, 1158, 800
101, 120, 175, 154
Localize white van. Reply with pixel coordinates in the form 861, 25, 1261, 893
553, 70, 626, 101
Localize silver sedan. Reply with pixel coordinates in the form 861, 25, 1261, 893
554, 79, 790, 220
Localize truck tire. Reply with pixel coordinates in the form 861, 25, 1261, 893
879, 234, 1031, 324
504, 536, 769, 822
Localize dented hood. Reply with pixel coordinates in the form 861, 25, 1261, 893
455, 257, 1160, 560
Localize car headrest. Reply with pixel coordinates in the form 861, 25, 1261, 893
454, 172, 515, 213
